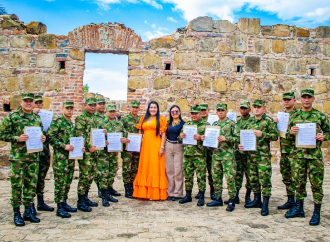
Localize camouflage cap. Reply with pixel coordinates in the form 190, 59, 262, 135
283, 91, 295, 100
106, 103, 117, 111
130, 99, 140, 107
253, 99, 265, 107
199, 103, 209, 110
239, 101, 250, 109
63, 101, 74, 108
34, 94, 43, 102
301, 88, 314, 97
21, 92, 35, 100
190, 106, 201, 113
84, 97, 97, 105
96, 97, 106, 104
216, 103, 227, 111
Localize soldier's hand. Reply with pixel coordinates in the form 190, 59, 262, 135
201, 135, 206, 141
316, 133, 324, 141
65, 145, 74, 151
126, 139, 131, 144
18, 134, 29, 142
273, 117, 279, 123
218, 135, 226, 142
120, 137, 126, 143
253, 130, 262, 137
41, 135, 46, 143
193, 134, 201, 140
290, 126, 299, 134
89, 146, 96, 152
238, 144, 244, 151
33, 108, 40, 114
103, 129, 107, 135
82, 147, 85, 153
106, 140, 109, 146
180, 133, 186, 139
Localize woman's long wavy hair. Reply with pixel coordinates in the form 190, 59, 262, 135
168, 105, 183, 125
142, 101, 161, 136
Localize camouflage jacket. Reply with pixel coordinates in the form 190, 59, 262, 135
280, 108, 298, 154
286, 108, 330, 159
178, 119, 208, 157
95, 112, 107, 129
212, 119, 238, 161
121, 113, 140, 138
235, 115, 252, 156
0, 108, 43, 161
75, 109, 98, 149
103, 118, 124, 133
247, 113, 278, 158
47, 115, 75, 155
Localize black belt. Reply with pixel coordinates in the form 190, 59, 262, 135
166, 139, 179, 144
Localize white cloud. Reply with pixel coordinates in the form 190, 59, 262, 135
151, 23, 157, 29
167, 17, 178, 23
143, 29, 168, 40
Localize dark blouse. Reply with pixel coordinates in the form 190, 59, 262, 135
166, 120, 185, 142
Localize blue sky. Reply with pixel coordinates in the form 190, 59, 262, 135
2, 0, 330, 100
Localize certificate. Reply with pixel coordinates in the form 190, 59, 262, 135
38, 110, 53, 131
90, 128, 106, 150
226, 112, 237, 122
207, 114, 219, 125
203, 126, 220, 148
296, 123, 316, 148
69, 137, 84, 159
240, 130, 256, 151
127, 133, 142, 152
107, 132, 123, 152
182, 125, 198, 145
277, 112, 290, 138
24, 126, 43, 153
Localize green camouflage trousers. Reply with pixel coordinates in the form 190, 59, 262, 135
36, 153, 50, 196
280, 153, 295, 196
206, 149, 214, 186
183, 155, 206, 191
292, 158, 324, 204
77, 151, 98, 195
10, 160, 39, 208
235, 154, 251, 190
247, 156, 272, 197
52, 152, 75, 203
212, 157, 236, 198
121, 151, 140, 184
97, 151, 118, 190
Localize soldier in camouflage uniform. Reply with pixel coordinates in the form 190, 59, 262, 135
240, 99, 278, 216
33, 94, 54, 212
204, 103, 238, 212
0, 93, 46, 226
48, 101, 83, 218
75, 97, 99, 212
285, 89, 330, 226
178, 106, 208, 206
121, 100, 141, 198
273, 92, 298, 210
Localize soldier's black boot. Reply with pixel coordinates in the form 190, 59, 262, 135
225, 190, 240, 205
107, 188, 118, 203
226, 199, 235, 212
285, 199, 305, 218
96, 182, 102, 198
37, 195, 54, 212
56, 202, 71, 218
31, 203, 37, 216
124, 184, 133, 198
207, 197, 223, 207
110, 187, 121, 196
309, 203, 321, 226
179, 190, 192, 204
210, 185, 216, 200
261, 196, 270, 216
84, 190, 98, 207
278, 195, 295, 209
63, 200, 77, 213
101, 190, 110, 207
197, 191, 205, 206
195, 191, 203, 199
13, 207, 25, 226
77, 194, 92, 212
244, 193, 262, 208
129, 182, 134, 196
23, 206, 40, 223
245, 188, 252, 205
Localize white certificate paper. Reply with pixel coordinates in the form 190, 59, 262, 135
38, 110, 53, 131
277, 112, 290, 138
226, 112, 237, 122
91, 129, 106, 150
24, 126, 43, 153
107, 132, 123, 152
69, 137, 84, 159
296, 123, 316, 148
240, 130, 256, 151
127, 133, 142, 152
203, 126, 220, 148
207, 114, 219, 125
182, 125, 198, 145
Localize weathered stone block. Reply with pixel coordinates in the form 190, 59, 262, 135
229, 35, 247, 52
9, 51, 30, 67
219, 56, 234, 72
302, 43, 321, 55
199, 58, 217, 70
173, 80, 193, 91
10, 36, 31, 48
42, 97, 51, 109
316, 26, 330, 38
175, 99, 190, 112
199, 76, 211, 91
216, 41, 230, 52
142, 53, 162, 69
149, 37, 175, 49
238, 18, 260, 35
286, 40, 297, 54
153, 76, 170, 90
36, 34, 57, 49
5, 77, 19, 92
1, 19, 25, 30
272, 40, 285, 53
293, 27, 310, 37
267, 59, 286, 74
190, 16, 213, 32
36, 54, 55, 68
0, 141, 8, 148
26, 21, 47, 35
273, 24, 290, 37
254, 39, 262, 53
151, 99, 167, 112
0, 154, 10, 167
320, 61, 330, 76
128, 54, 141, 66
178, 38, 195, 50
10, 94, 21, 110
223, 101, 236, 111
245, 56, 260, 73
213, 77, 227, 92
282, 81, 293, 91
68, 49, 84, 61
268, 102, 282, 113
261, 26, 273, 35
128, 78, 147, 91
263, 39, 272, 54
174, 53, 195, 70
0, 36, 8, 48
0, 69, 11, 75
230, 81, 241, 91
323, 43, 330, 57
323, 101, 330, 114
45, 77, 62, 91
313, 81, 328, 94
128, 70, 149, 76
0, 55, 4, 66
260, 81, 273, 93
287, 58, 306, 75
213, 20, 236, 33
199, 39, 216, 52
22, 75, 42, 92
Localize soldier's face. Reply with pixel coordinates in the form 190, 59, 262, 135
106, 110, 116, 119
130, 106, 139, 116
253, 105, 265, 117
200, 109, 209, 118
300, 95, 314, 108
191, 112, 201, 122
216, 109, 227, 120
115, 111, 121, 117
149, 104, 158, 116
20, 99, 34, 113
239, 107, 250, 116
85, 103, 96, 114
283, 98, 296, 109
63, 107, 74, 118
96, 102, 105, 113
34, 101, 43, 109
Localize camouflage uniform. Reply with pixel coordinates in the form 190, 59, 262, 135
0, 93, 43, 208
94, 110, 106, 187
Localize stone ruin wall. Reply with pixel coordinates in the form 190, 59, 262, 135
0, 14, 330, 178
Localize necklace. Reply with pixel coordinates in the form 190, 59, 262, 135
172, 120, 181, 127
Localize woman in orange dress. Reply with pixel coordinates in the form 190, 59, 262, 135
133, 101, 168, 200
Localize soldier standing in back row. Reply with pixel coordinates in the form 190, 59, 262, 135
285, 89, 330, 226
0, 93, 46, 226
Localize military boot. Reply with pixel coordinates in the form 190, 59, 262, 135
244, 193, 262, 208
245, 188, 252, 204
197, 191, 205, 206
210, 185, 216, 200
13, 207, 25, 226
23, 206, 40, 223
77, 194, 92, 212
110, 187, 121, 196
179, 190, 192, 204
124, 184, 133, 198
101, 190, 110, 207
261, 196, 270, 216
278, 195, 295, 209
107, 188, 118, 203
207, 197, 223, 207
195, 191, 203, 199
63, 199, 77, 213
309, 203, 321, 226
31, 203, 37, 216
56, 202, 71, 218
285, 199, 305, 218
84, 190, 98, 207
37, 195, 54, 212
225, 190, 240, 205
96, 182, 102, 198
226, 199, 235, 212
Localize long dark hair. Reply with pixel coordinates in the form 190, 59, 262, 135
142, 101, 161, 136
168, 105, 183, 124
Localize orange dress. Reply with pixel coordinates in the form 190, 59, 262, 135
133, 116, 168, 200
